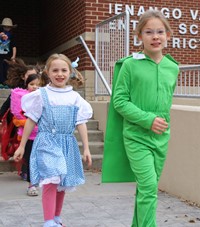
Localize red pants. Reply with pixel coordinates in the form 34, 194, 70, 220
42, 183, 65, 221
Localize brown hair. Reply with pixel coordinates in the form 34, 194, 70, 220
45, 53, 84, 88
135, 10, 173, 36
5, 59, 39, 88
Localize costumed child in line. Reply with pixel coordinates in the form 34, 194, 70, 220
0, 59, 39, 177
14, 53, 93, 227
11, 73, 40, 196
102, 9, 179, 227
0, 17, 17, 85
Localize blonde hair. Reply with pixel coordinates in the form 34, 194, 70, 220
135, 10, 173, 36
45, 53, 84, 88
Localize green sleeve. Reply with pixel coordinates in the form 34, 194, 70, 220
113, 61, 157, 130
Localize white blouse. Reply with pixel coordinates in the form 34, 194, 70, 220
21, 85, 93, 125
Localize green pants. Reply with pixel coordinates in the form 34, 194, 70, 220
124, 137, 168, 227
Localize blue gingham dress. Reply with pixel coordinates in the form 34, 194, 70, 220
29, 88, 85, 190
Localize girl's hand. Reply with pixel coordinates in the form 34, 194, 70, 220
83, 148, 92, 168
151, 117, 168, 134
13, 146, 25, 162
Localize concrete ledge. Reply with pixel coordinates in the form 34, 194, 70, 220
0, 160, 16, 172
90, 101, 109, 133
173, 97, 200, 106
172, 104, 200, 111
159, 104, 200, 205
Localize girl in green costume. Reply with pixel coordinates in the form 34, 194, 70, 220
102, 10, 179, 227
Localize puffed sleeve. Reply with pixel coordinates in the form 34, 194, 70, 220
75, 94, 93, 125
21, 89, 43, 123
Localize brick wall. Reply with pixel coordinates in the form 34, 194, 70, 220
39, 0, 86, 54
0, 0, 199, 101
0, 0, 199, 65
81, 0, 200, 65
51, 0, 200, 69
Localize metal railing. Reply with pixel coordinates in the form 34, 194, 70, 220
78, 34, 200, 97
95, 11, 130, 95
174, 65, 200, 97
77, 36, 112, 95
78, 33, 200, 97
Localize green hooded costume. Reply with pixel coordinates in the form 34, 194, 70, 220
102, 52, 179, 227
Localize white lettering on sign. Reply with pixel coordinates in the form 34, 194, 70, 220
131, 20, 139, 30
108, 3, 200, 49
190, 10, 198, 20
172, 37, 198, 49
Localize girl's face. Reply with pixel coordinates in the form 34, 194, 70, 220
138, 18, 170, 58
27, 78, 40, 92
24, 69, 37, 81
47, 59, 70, 88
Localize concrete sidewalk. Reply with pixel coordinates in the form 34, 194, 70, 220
0, 171, 200, 227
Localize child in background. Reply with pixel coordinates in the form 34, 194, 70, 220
0, 18, 17, 85
11, 73, 40, 196
0, 58, 39, 120
14, 53, 93, 227
0, 59, 39, 168
102, 10, 179, 227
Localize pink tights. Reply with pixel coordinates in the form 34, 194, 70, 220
42, 183, 65, 221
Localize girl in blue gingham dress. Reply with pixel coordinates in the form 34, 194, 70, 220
14, 54, 93, 227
